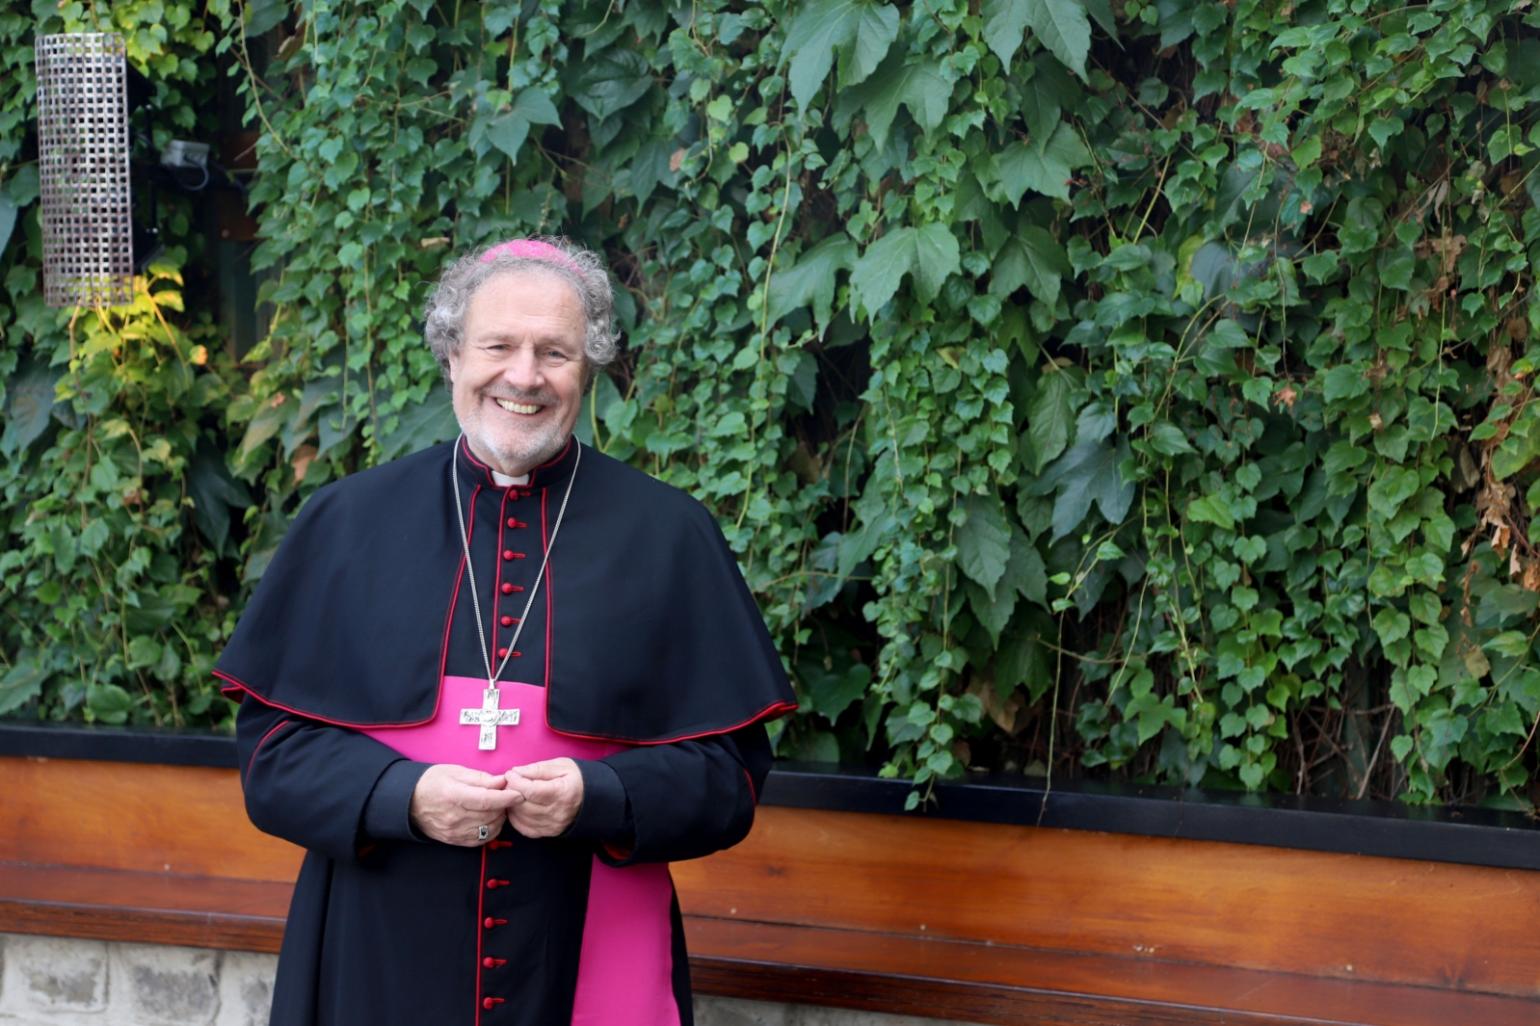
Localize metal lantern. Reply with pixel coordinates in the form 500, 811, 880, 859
35, 32, 134, 307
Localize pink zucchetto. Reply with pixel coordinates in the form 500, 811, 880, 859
478, 238, 583, 275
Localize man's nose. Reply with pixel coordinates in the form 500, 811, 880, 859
501, 348, 542, 390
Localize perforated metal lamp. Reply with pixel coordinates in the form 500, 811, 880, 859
34, 32, 134, 308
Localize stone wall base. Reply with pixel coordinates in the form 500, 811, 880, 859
0, 933, 976, 1026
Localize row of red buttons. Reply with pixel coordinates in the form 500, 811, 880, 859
481, 838, 516, 1014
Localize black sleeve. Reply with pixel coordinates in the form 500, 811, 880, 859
564, 722, 772, 865
235, 694, 427, 860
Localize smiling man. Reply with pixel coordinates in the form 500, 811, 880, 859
214, 237, 796, 1026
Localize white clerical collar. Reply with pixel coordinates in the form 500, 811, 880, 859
491, 469, 530, 488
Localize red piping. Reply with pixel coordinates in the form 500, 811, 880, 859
548, 698, 800, 746
248, 718, 297, 771
459, 436, 497, 488
526, 436, 574, 489
542, 488, 553, 701
474, 844, 487, 1026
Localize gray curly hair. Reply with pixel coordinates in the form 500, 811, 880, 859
423, 236, 619, 380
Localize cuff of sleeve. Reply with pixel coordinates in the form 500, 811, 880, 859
362, 759, 431, 842
566, 759, 632, 845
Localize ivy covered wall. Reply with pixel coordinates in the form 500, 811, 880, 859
5, 0, 1540, 807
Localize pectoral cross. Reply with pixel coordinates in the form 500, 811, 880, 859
460, 687, 521, 751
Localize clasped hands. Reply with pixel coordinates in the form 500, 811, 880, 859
409, 758, 583, 847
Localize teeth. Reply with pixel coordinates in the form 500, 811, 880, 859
494, 398, 541, 415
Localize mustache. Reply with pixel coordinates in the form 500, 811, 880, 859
487, 390, 556, 405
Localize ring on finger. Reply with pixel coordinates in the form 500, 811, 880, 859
477, 823, 490, 842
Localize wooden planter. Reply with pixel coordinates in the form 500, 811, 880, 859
3, 725, 1539, 1026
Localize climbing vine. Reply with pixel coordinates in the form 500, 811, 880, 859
6, 0, 1540, 807
0, 0, 233, 726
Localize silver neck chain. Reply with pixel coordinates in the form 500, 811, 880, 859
451, 437, 581, 688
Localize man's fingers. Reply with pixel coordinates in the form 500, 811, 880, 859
458, 786, 525, 813
445, 766, 507, 789
505, 758, 570, 781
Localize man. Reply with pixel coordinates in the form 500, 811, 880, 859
215, 237, 797, 1026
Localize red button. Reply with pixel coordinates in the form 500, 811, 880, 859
483, 917, 507, 929
482, 996, 505, 1010
482, 957, 507, 969
502, 550, 514, 560
500, 615, 515, 627
500, 582, 514, 595
506, 517, 518, 528
497, 647, 508, 659
486, 878, 509, 889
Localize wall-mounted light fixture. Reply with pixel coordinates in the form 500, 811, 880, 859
35, 32, 134, 308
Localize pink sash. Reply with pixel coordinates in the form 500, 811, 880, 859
362, 676, 679, 1026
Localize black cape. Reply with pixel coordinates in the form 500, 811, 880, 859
216, 437, 796, 738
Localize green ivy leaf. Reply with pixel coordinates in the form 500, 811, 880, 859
768, 235, 858, 329
850, 223, 959, 317
483, 88, 562, 163
1, 356, 59, 456
1367, 466, 1420, 518
1021, 54, 1078, 144
0, 660, 45, 716
570, 49, 653, 121
86, 683, 134, 725
1372, 607, 1411, 646
188, 443, 253, 552
992, 225, 1068, 305
1187, 494, 1235, 531
1321, 364, 1368, 403
958, 495, 1013, 599
1026, 367, 1075, 474
1024, 0, 1092, 80
989, 122, 1090, 204
851, 55, 954, 148
1147, 422, 1193, 455
376, 391, 459, 461
782, 0, 900, 106
982, 0, 1031, 70
806, 662, 872, 722
0, 189, 16, 262
1035, 440, 1135, 541
244, 0, 288, 37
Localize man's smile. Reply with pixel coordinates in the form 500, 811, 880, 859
492, 397, 545, 416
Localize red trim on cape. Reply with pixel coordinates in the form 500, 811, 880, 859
214, 439, 797, 743
546, 699, 800, 747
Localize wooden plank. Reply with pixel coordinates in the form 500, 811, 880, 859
686, 918, 1540, 1026
6, 864, 1532, 1026
0, 863, 289, 953
0, 756, 300, 881
673, 806, 1540, 999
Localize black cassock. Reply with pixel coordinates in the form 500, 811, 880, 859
216, 437, 795, 1026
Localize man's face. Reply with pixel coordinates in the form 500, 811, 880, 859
448, 269, 587, 477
